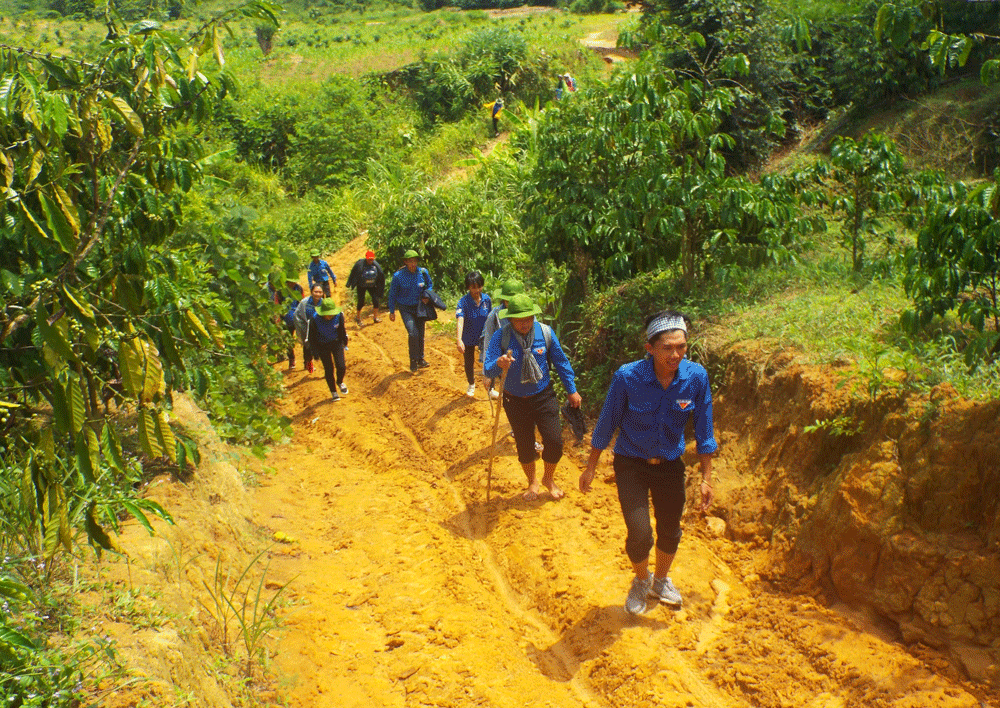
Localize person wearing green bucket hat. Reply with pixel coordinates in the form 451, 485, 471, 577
479, 278, 523, 400
388, 249, 434, 372
308, 251, 337, 298
308, 298, 349, 402
483, 292, 582, 501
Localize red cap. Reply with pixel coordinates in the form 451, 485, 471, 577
365, 250, 375, 258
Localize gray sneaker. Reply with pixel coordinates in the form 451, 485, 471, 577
625, 573, 652, 615
339, 383, 349, 395
330, 391, 340, 402
649, 576, 682, 606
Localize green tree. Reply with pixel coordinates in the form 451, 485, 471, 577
519, 67, 820, 292
903, 175, 1000, 362
817, 134, 908, 272
0, 0, 279, 556
875, 1, 1000, 84
366, 164, 525, 295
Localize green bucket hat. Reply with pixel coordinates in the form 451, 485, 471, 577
310, 250, 321, 258
498, 278, 523, 300
402, 249, 419, 260
498, 293, 541, 319
316, 298, 342, 317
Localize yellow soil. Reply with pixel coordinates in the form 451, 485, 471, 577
249, 236, 991, 708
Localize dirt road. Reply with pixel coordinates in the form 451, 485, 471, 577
251, 237, 989, 708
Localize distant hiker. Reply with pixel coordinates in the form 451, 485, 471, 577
346, 249, 385, 326
269, 274, 304, 370
388, 249, 434, 372
294, 283, 326, 374
481, 278, 524, 400
579, 310, 717, 616
455, 270, 492, 398
486, 96, 503, 137
556, 74, 564, 101
309, 298, 349, 402
563, 73, 576, 92
307, 251, 337, 298
483, 293, 582, 501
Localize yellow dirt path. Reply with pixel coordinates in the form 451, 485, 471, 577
251, 236, 987, 708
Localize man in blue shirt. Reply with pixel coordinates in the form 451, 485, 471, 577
308, 251, 337, 297
388, 249, 433, 372
579, 309, 717, 615
483, 293, 582, 501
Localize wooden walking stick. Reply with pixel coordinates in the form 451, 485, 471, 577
486, 350, 512, 503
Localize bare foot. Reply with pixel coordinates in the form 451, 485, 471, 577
523, 483, 541, 501
541, 471, 563, 500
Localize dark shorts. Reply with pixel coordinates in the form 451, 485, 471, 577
503, 383, 563, 465
613, 455, 686, 563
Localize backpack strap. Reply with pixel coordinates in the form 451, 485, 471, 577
500, 322, 554, 365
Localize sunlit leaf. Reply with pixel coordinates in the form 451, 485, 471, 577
138, 408, 163, 458
107, 96, 144, 137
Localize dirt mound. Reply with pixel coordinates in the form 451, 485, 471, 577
714, 341, 1000, 687
248, 237, 996, 707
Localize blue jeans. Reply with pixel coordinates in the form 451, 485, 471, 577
397, 304, 425, 367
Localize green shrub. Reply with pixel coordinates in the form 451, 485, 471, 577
366, 166, 526, 296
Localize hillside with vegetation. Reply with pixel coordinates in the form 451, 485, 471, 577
1, 0, 999, 705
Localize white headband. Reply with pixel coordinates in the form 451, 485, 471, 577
646, 314, 687, 341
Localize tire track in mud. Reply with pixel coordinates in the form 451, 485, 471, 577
253, 236, 990, 708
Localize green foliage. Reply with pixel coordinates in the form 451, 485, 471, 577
902, 174, 1000, 363
198, 549, 289, 680
365, 164, 525, 296
457, 25, 528, 96
621, 0, 809, 168
222, 76, 404, 191
802, 415, 863, 436
406, 23, 566, 125
0, 558, 120, 707
519, 67, 822, 292
816, 133, 909, 272
0, 0, 281, 561
874, 1, 1000, 82
410, 52, 476, 122
817, 2, 937, 108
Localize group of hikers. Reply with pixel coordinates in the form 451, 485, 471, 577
271, 247, 717, 616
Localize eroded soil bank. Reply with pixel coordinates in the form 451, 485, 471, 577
96, 236, 998, 707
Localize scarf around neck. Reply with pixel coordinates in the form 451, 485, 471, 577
513, 324, 543, 385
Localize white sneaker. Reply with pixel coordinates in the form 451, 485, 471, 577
339, 383, 348, 395
466, 384, 476, 397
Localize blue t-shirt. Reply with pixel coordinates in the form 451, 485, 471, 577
456, 293, 492, 348
308, 259, 336, 287
310, 312, 345, 344
388, 267, 432, 312
482, 322, 577, 398
591, 357, 717, 461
